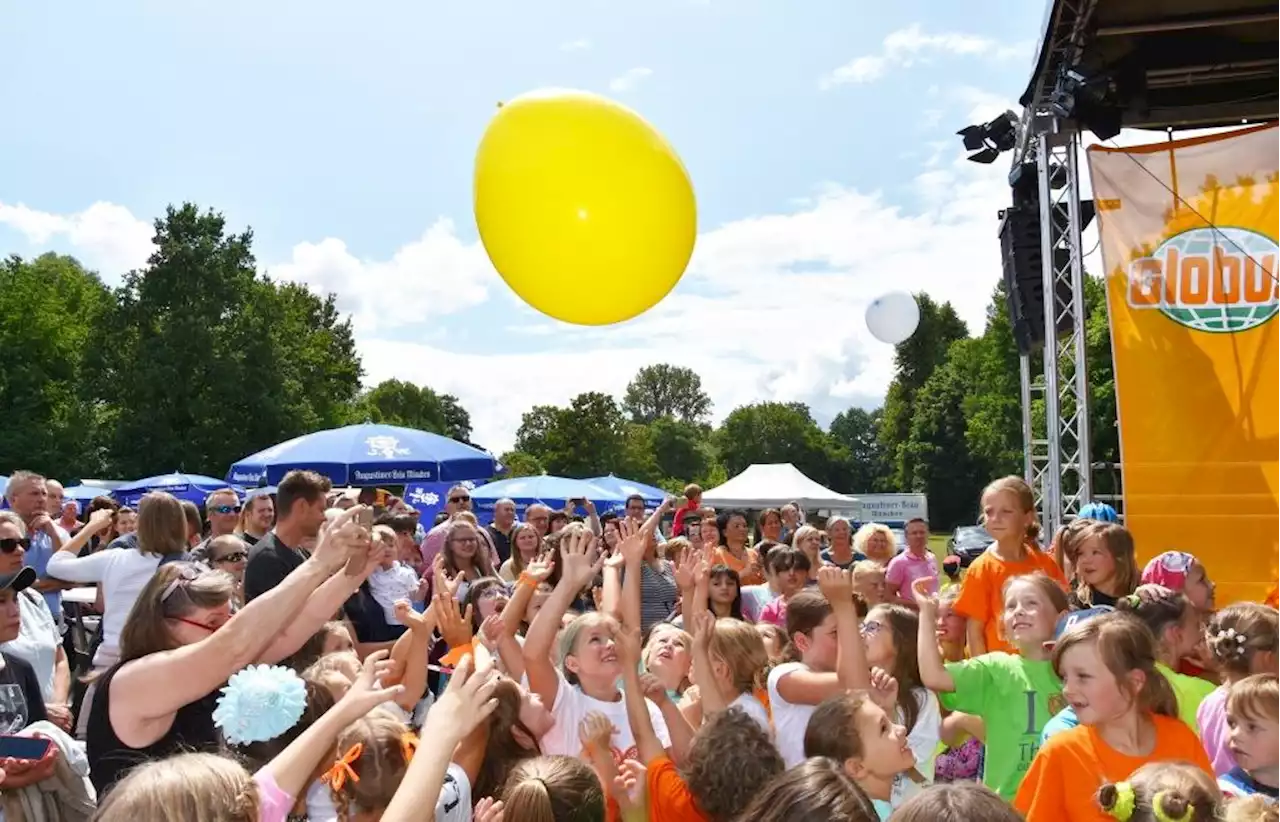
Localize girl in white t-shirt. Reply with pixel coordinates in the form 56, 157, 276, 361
766, 568, 864, 768
522, 529, 672, 764
853, 603, 942, 809
686, 612, 772, 735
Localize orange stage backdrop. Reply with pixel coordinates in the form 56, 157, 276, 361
1088, 123, 1279, 605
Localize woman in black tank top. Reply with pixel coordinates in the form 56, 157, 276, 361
86, 505, 381, 797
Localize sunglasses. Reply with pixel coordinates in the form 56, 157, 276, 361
213, 552, 247, 563
0, 537, 30, 554
169, 615, 221, 633
449, 496, 471, 504
210, 504, 242, 515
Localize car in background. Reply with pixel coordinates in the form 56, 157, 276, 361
948, 525, 993, 567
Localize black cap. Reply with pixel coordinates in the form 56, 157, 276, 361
0, 567, 37, 593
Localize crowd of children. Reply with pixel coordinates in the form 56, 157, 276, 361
88, 476, 1278, 822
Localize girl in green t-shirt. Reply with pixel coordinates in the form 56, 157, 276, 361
913, 573, 1069, 801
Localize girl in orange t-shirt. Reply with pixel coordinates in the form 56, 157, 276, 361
954, 476, 1066, 655
1014, 612, 1215, 822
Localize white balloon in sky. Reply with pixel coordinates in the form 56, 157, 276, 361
865, 291, 920, 344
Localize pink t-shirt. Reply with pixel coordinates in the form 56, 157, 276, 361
1196, 685, 1236, 775
885, 550, 939, 601
760, 596, 788, 628
253, 771, 296, 822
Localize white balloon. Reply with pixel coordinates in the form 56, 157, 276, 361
865, 291, 920, 344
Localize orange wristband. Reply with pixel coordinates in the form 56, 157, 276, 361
517, 572, 538, 589
439, 643, 474, 668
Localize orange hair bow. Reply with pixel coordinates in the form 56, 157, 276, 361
322, 743, 363, 792
400, 731, 418, 764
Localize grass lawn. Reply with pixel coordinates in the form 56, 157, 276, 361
928, 533, 951, 563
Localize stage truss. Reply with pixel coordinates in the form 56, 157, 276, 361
1014, 0, 1098, 538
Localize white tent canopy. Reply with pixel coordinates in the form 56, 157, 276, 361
700, 463, 858, 511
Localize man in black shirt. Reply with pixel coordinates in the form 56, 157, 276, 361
486, 498, 516, 564
244, 471, 331, 601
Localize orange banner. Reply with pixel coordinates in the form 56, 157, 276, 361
1088, 124, 1279, 606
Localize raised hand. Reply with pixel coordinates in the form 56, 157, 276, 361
424, 655, 500, 743
337, 650, 405, 719
432, 552, 462, 599
434, 590, 474, 650
578, 711, 616, 756
673, 550, 698, 591
474, 797, 505, 822
638, 672, 670, 705
817, 565, 855, 604
87, 508, 114, 532
614, 759, 647, 812
868, 665, 900, 713
691, 610, 716, 652
616, 518, 647, 565
311, 507, 365, 573
478, 613, 505, 649
523, 556, 553, 584
911, 577, 938, 615
615, 625, 643, 670
559, 528, 602, 590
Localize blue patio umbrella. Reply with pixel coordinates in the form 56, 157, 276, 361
63, 484, 114, 506
586, 475, 669, 508
113, 473, 236, 506
227, 423, 496, 487
468, 475, 625, 523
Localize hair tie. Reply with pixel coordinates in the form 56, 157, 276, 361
1216, 627, 1249, 655
400, 731, 418, 764
1123, 594, 1142, 609
1106, 782, 1137, 821
1151, 791, 1192, 822
323, 743, 364, 792
212, 664, 308, 745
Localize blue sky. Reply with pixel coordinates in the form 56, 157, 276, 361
1, 0, 1049, 453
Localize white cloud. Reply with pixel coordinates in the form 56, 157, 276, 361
268, 220, 495, 333
0, 201, 155, 278
822, 24, 1031, 88
2, 99, 1056, 453
608, 67, 653, 93
560, 38, 591, 51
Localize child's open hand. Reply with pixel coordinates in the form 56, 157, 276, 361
868, 665, 900, 713
578, 711, 615, 755
614, 759, 647, 812
911, 577, 938, 614
474, 797, 504, 822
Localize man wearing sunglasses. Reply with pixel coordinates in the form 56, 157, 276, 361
194, 489, 245, 555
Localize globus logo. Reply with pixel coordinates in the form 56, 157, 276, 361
1126, 227, 1278, 333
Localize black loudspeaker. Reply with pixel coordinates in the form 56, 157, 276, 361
998, 205, 1073, 355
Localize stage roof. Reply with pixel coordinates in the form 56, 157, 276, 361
1021, 0, 1277, 132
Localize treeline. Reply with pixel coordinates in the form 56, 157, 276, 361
0, 203, 1117, 529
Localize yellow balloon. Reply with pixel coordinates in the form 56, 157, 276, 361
474, 89, 697, 326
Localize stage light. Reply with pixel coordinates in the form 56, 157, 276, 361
957, 110, 1020, 164
1050, 66, 1123, 141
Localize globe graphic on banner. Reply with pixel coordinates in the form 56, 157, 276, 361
1130, 227, 1278, 333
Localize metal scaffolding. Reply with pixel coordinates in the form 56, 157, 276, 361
1013, 0, 1098, 537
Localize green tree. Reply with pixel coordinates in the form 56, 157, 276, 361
878, 294, 969, 489
514, 392, 634, 478
715, 402, 835, 485
0, 253, 111, 477
622, 364, 712, 425
498, 450, 544, 477
647, 417, 713, 486
90, 204, 362, 477
828, 407, 890, 492
902, 339, 986, 528
354, 380, 473, 442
